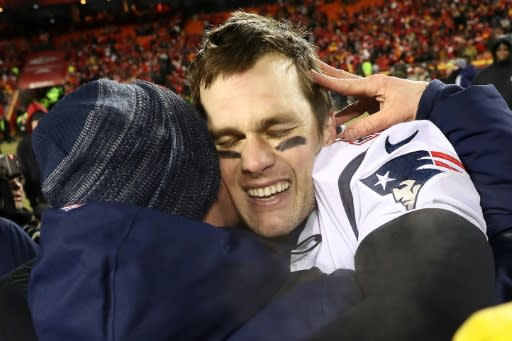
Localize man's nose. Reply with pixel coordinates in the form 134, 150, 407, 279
241, 135, 275, 176
9, 179, 21, 191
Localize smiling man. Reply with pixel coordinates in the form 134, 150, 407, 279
199, 53, 331, 237
189, 11, 496, 340
190, 12, 334, 239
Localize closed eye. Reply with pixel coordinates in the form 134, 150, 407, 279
266, 128, 294, 139
216, 138, 241, 149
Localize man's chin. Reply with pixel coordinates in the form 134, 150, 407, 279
250, 223, 296, 238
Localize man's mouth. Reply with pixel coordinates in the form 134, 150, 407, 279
247, 181, 290, 198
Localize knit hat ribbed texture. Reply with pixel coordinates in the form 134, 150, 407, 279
32, 79, 219, 220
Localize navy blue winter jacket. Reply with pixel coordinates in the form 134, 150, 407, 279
418, 80, 512, 239
418, 80, 512, 302
29, 202, 361, 341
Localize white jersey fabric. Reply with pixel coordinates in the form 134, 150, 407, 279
291, 120, 486, 274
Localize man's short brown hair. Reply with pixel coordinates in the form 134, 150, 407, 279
188, 11, 332, 134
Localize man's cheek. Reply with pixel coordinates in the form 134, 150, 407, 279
219, 159, 238, 185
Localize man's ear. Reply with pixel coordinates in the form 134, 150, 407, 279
323, 111, 336, 146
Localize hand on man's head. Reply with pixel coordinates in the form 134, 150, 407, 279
312, 61, 428, 141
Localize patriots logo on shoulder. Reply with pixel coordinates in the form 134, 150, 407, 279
361, 150, 464, 210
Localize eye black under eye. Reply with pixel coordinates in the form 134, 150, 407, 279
275, 136, 307, 152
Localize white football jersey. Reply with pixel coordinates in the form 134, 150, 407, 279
290, 120, 486, 273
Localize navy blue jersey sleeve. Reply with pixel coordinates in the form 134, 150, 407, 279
417, 80, 512, 239
0, 217, 38, 277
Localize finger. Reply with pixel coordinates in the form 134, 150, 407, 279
341, 110, 395, 141
318, 61, 361, 80
311, 70, 379, 98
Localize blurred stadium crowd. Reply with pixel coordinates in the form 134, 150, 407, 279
0, 1, 511, 340
0, 0, 511, 130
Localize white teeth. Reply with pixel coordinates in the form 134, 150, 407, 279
247, 181, 290, 198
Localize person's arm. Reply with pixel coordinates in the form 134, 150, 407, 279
312, 120, 495, 340
417, 81, 512, 302
312, 209, 495, 341
416, 80, 512, 239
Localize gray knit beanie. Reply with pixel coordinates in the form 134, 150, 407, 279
32, 79, 220, 220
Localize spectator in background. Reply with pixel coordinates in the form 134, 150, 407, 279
0, 91, 11, 143
4, 172, 39, 243
408, 63, 432, 82
9, 177, 29, 215
454, 55, 477, 88
359, 58, 373, 77
0, 175, 38, 277
17, 111, 50, 221
390, 60, 408, 78
0, 153, 38, 241
443, 56, 477, 88
474, 35, 512, 108
16, 101, 47, 136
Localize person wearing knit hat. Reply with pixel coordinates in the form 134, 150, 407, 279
24, 79, 361, 341
32, 79, 220, 221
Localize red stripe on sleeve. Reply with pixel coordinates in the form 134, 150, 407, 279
431, 151, 464, 169
434, 160, 462, 172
